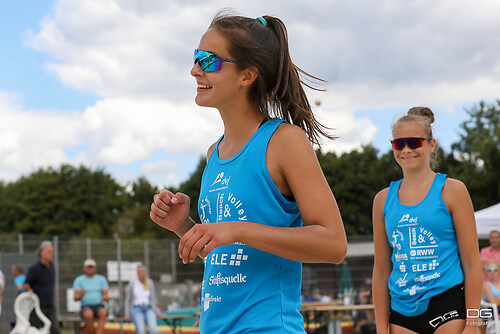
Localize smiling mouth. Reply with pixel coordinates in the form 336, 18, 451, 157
198, 84, 212, 89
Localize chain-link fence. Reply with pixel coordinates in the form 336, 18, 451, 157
0, 235, 374, 333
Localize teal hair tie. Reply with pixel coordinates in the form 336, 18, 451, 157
256, 16, 268, 27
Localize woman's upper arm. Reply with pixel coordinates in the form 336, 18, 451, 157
443, 178, 480, 267
372, 189, 393, 272
268, 124, 343, 230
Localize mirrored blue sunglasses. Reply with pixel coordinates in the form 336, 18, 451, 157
194, 49, 237, 72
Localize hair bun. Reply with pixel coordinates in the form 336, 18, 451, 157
407, 106, 434, 124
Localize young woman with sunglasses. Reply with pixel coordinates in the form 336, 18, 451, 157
150, 11, 347, 333
372, 107, 482, 334
483, 260, 500, 306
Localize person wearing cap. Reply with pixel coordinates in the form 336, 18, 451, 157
25, 241, 60, 334
73, 259, 109, 334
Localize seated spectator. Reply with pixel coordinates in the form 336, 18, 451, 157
73, 259, 109, 334
484, 260, 500, 306
480, 260, 500, 334
301, 290, 315, 303
481, 230, 500, 281
353, 279, 373, 331
167, 297, 179, 311
124, 264, 159, 334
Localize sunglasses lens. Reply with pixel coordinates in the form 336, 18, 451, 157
391, 138, 425, 150
487, 268, 499, 272
194, 50, 222, 72
391, 140, 403, 150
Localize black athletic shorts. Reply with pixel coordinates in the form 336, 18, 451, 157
389, 283, 466, 334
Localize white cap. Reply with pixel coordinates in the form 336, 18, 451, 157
84, 258, 96, 267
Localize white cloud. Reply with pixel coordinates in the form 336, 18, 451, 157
313, 108, 378, 153
0, 93, 82, 180
141, 160, 182, 188
79, 97, 222, 165
0, 92, 222, 184
2, 0, 499, 185
25, 0, 500, 107
25, 0, 211, 100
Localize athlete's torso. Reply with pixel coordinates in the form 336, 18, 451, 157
383, 173, 464, 316
198, 119, 305, 333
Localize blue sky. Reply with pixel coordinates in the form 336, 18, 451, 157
0, 1, 97, 110
1, 0, 499, 187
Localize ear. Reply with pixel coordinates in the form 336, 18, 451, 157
240, 66, 258, 87
428, 138, 436, 152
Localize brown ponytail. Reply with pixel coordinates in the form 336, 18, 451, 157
209, 10, 335, 146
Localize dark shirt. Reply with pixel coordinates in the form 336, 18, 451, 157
25, 261, 55, 307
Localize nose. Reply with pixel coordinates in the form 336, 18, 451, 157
191, 61, 202, 77
401, 142, 412, 151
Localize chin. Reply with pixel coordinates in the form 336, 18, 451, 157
194, 97, 207, 107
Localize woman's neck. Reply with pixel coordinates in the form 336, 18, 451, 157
216, 102, 266, 158
401, 167, 435, 187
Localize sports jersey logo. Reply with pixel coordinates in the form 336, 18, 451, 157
398, 214, 410, 224
429, 310, 459, 328
391, 229, 403, 250
210, 172, 231, 192
414, 272, 441, 283
410, 249, 436, 257
395, 253, 408, 261
209, 273, 247, 286
403, 285, 426, 296
202, 293, 222, 311
412, 259, 439, 272
410, 227, 437, 248
230, 248, 248, 266
216, 192, 248, 222
395, 273, 408, 287
397, 213, 418, 227
209, 248, 249, 266
199, 196, 212, 224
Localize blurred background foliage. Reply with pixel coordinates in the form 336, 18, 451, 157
0, 100, 498, 238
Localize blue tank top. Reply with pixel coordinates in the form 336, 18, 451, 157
486, 282, 500, 299
197, 118, 305, 333
383, 173, 464, 316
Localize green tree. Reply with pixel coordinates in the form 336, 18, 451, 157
318, 145, 401, 236
177, 157, 207, 223
114, 158, 207, 238
0, 165, 126, 237
115, 177, 176, 238
449, 100, 500, 209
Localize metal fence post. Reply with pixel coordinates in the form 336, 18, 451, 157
18, 233, 24, 254
170, 241, 177, 283
116, 236, 123, 334
144, 240, 150, 269
53, 235, 60, 322
86, 237, 92, 259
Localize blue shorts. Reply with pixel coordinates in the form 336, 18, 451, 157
389, 284, 466, 334
80, 304, 105, 318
